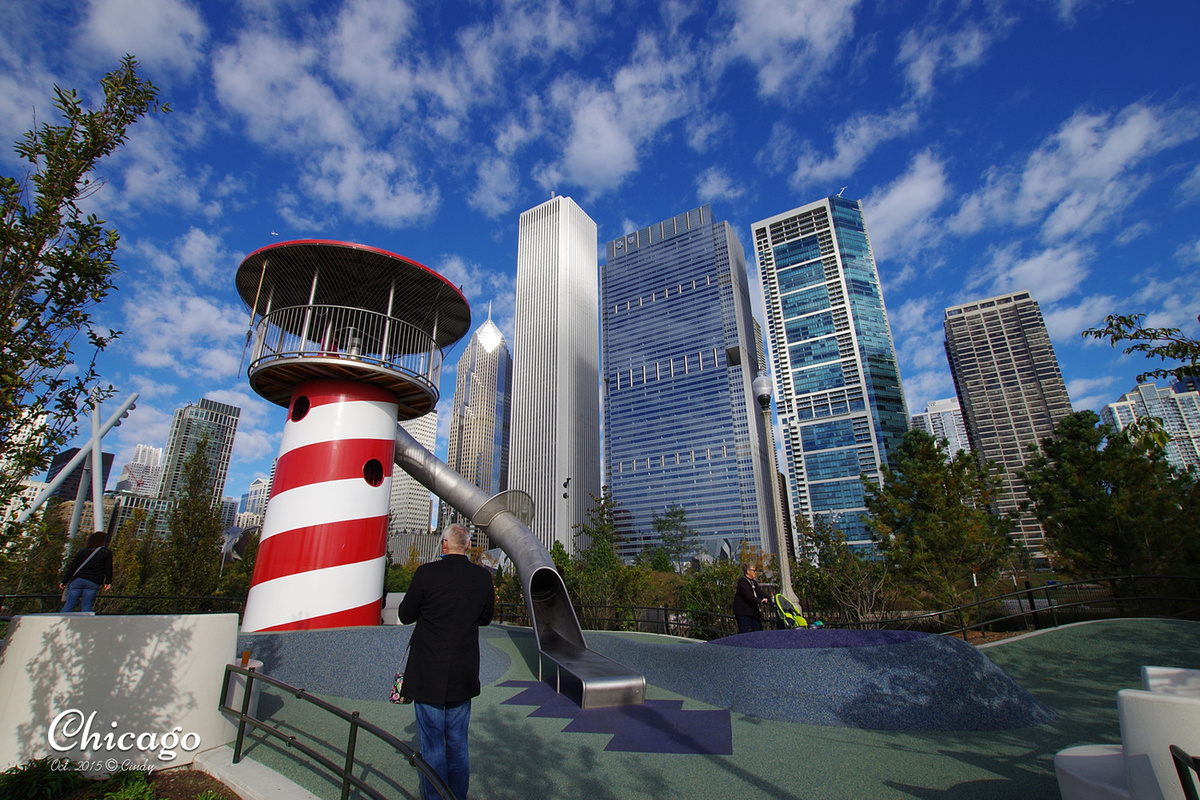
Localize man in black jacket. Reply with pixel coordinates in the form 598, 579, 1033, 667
398, 523, 494, 800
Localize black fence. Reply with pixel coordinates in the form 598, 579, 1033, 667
496, 575, 1200, 642
220, 663, 454, 800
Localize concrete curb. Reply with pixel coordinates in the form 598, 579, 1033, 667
193, 746, 323, 800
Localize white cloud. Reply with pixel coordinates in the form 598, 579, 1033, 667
1179, 164, 1200, 201
951, 102, 1200, 242
789, 107, 920, 189
119, 282, 247, 380
303, 147, 439, 227
696, 166, 745, 203
1065, 374, 1119, 413
861, 150, 950, 260
896, 17, 1006, 100
974, 243, 1093, 305
1175, 238, 1200, 265
1042, 293, 1117, 341
78, 0, 208, 75
542, 33, 701, 196
721, 0, 861, 99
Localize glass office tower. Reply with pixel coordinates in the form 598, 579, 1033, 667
602, 205, 777, 560
752, 196, 907, 550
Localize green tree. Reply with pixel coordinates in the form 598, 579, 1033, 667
3, 501, 70, 599
1083, 313, 1200, 383
160, 435, 223, 601
108, 508, 148, 596
1022, 410, 1200, 577
0, 56, 167, 512
865, 429, 1013, 610
651, 504, 699, 573
792, 514, 894, 625
216, 526, 259, 597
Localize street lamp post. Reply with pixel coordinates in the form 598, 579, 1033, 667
752, 370, 798, 606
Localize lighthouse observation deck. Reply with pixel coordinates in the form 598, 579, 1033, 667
235, 240, 470, 416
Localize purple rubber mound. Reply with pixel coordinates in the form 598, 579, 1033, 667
710, 628, 927, 649
500, 680, 733, 755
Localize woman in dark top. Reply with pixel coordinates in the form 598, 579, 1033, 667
59, 530, 113, 613
732, 563, 769, 633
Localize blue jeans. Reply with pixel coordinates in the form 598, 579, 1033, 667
736, 614, 762, 634
414, 700, 471, 800
61, 578, 100, 613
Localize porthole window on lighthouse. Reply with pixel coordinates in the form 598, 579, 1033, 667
363, 459, 384, 487
290, 396, 310, 422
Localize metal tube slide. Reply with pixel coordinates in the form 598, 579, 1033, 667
393, 422, 645, 708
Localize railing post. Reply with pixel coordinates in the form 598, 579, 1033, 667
342, 711, 361, 800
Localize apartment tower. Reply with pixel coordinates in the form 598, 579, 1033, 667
910, 397, 972, 458
509, 196, 600, 554
943, 291, 1073, 552
602, 205, 777, 559
157, 397, 241, 503
752, 196, 908, 550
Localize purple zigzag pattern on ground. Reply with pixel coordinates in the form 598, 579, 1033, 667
498, 680, 733, 755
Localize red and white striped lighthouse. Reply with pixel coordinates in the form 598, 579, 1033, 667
234, 241, 469, 632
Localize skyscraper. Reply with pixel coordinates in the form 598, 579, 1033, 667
46, 448, 115, 502
440, 312, 513, 546
752, 196, 908, 550
157, 398, 241, 504
1102, 382, 1200, 473
114, 444, 163, 496
943, 290, 1073, 552
509, 195, 600, 554
910, 397, 971, 458
602, 205, 777, 559
388, 412, 438, 538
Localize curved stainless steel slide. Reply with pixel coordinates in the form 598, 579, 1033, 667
393, 423, 645, 709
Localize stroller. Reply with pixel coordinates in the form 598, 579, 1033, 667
773, 594, 815, 629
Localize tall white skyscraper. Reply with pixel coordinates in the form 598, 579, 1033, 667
509, 196, 600, 554
910, 398, 971, 458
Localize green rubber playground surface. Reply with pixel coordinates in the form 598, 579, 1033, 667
225, 618, 1200, 799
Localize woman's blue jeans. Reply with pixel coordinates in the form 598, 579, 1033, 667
61, 578, 100, 613
414, 699, 471, 800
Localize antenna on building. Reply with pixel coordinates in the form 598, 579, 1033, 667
837, 186, 848, 197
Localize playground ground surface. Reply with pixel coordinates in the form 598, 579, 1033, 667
198, 617, 1200, 800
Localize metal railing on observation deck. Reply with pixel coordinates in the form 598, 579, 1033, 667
248, 304, 442, 390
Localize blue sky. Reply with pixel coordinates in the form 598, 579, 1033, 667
3, 0, 1199, 503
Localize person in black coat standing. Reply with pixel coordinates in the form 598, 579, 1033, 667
398, 523, 494, 800
732, 563, 768, 634
59, 530, 113, 613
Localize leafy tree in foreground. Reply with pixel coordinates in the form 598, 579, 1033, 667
1022, 411, 1200, 578
1083, 313, 1200, 384
865, 429, 1013, 610
792, 514, 894, 625
651, 504, 699, 573
160, 435, 223, 601
0, 56, 167, 514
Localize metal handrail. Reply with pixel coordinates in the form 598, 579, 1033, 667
219, 663, 455, 800
249, 303, 442, 387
